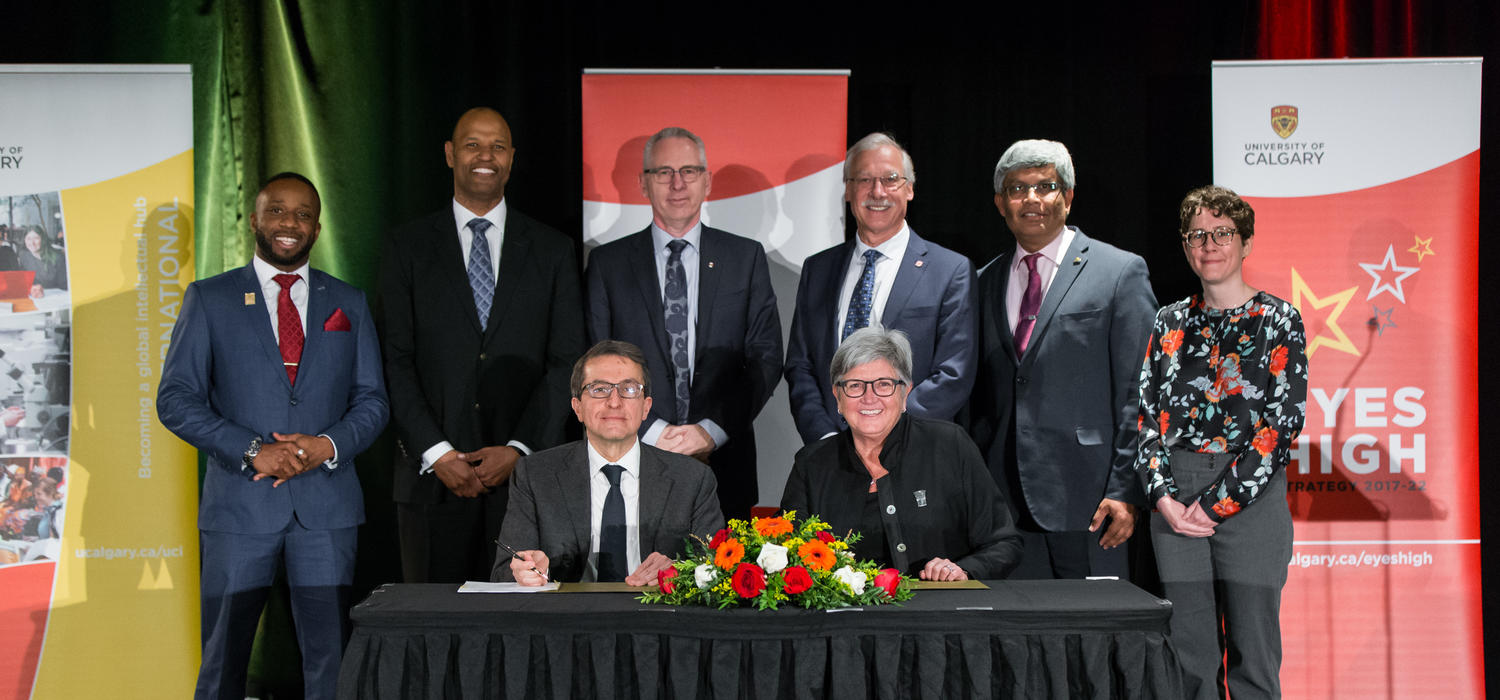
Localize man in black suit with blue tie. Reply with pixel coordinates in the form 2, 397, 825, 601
584, 127, 782, 520
382, 108, 586, 583
158, 172, 389, 699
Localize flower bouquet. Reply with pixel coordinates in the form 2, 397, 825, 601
638, 511, 915, 610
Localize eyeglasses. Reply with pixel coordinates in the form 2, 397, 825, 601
1182, 227, 1240, 248
835, 377, 906, 398
644, 165, 707, 184
578, 380, 646, 399
1002, 181, 1063, 199
844, 173, 908, 191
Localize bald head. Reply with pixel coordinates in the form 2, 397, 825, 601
445, 107, 515, 212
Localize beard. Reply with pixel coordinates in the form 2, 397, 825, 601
254, 226, 314, 269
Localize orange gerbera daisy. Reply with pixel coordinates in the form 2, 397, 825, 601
715, 538, 745, 569
754, 516, 793, 538
797, 539, 836, 571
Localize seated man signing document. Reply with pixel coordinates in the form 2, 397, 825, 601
492, 341, 725, 585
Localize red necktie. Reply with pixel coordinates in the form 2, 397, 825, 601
274, 273, 304, 384
1015, 253, 1043, 354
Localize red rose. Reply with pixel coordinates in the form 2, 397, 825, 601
873, 568, 900, 597
782, 565, 812, 594
708, 528, 729, 550
732, 562, 767, 598
814, 530, 835, 544
657, 567, 677, 595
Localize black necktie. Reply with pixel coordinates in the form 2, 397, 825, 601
598, 464, 627, 582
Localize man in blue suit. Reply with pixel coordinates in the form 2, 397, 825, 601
158, 172, 389, 700
785, 132, 978, 444
586, 127, 782, 520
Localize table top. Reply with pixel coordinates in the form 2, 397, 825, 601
351, 579, 1172, 638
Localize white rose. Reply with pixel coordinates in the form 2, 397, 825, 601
833, 566, 867, 595
694, 563, 718, 589
756, 543, 789, 573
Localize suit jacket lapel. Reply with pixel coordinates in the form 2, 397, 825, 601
485, 216, 530, 344
297, 271, 330, 387
637, 447, 672, 555
819, 241, 857, 354
881, 230, 927, 323
558, 443, 594, 560
628, 230, 672, 362
1023, 229, 1089, 364
693, 229, 720, 366
432, 214, 485, 335
239, 265, 291, 390
989, 251, 1021, 367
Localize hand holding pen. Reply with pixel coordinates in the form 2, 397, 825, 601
497, 539, 550, 586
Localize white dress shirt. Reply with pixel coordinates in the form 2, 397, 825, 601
1005, 227, 1075, 334
834, 223, 911, 344
251, 255, 338, 467
585, 438, 642, 582
419, 198, 530, 472
639, 223, 728, 449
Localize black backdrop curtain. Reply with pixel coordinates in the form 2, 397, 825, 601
4, 1, 1497, 696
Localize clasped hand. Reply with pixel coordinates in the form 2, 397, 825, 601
251, 433, 334, 487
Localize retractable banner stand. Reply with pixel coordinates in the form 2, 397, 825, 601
0, 66, 197, 698
581, 69, 848, 509
1213, 58, 1483, 697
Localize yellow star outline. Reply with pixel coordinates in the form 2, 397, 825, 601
1290, 268, 1360, 360
1408, 235, 1435, 262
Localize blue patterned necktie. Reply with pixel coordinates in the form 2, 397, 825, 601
466, 218, 496, 328
842, 249, 882, 341
598, 464, 627, 582
663, 239, 692, 421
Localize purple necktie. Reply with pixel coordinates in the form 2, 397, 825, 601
1015, 253, 1042, 354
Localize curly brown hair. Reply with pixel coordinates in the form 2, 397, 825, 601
1178, 185, 1255, 241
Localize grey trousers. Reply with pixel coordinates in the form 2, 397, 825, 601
1151, 451, 1292, 700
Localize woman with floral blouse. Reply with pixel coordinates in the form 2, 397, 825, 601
1136, 186, 1308, 700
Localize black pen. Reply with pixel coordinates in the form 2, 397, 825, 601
495, 538, 549, 583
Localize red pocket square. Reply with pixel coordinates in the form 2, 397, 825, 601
323, 308, 352, 331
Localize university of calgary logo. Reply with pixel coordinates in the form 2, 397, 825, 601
1271, 105, 1299, 139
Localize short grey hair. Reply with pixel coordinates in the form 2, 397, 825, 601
993, 139, 1075, 193
843, 132, 915, 185
830, 326, 914, 388
643, 127, 707, 169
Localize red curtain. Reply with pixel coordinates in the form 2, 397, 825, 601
1258, 0, 1420, 58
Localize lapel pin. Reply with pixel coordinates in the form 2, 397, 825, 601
914, 260, 924, 268
707, 261, 715, 269
1073, 256, 1082, 264
244, 293, 255, 305
914, 490, 928, 507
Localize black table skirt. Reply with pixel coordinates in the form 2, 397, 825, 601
338, 580, 1180, 699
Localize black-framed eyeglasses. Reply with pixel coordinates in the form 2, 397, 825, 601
644, 165, 707, 184
844, 173, 908, 190
578, 380, 646, 399
835, 377, 906, 398
1002, 181, 1062, 199
1182, 227, 1239, 248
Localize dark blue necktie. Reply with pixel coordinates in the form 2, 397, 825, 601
598, 464, 627, 582
842, 249, 882, 341
466, 218, 496, 328
663, 239, 691, 421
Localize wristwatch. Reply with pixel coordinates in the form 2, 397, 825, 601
243, 435, 263, 471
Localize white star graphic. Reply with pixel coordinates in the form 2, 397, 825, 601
1358, 245, 1419, 303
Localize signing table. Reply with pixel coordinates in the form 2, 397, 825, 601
338, 580, 1179, 699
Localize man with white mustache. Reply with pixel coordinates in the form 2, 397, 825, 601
785, 132, 978, 445
381, 107, 586, 584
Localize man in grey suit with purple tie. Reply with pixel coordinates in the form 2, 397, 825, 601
158, 172, 389, 699
965, 139, 1156, 580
